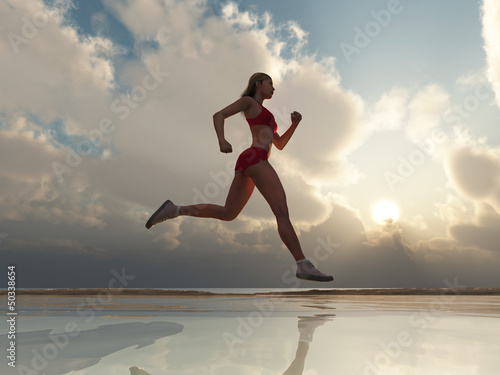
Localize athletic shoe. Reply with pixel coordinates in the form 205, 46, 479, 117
296, 260, 334, 282
145, 200, 179, 229
297, 315, 334, 342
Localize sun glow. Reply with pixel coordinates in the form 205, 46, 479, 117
372, 201, 399, 225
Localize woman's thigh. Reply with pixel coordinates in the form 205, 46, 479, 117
245, 160, 288, 217
223, 171, 255, 219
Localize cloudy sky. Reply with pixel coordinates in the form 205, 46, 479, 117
1, 0, 499, 288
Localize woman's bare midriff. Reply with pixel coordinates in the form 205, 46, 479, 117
250, 124, 274, 152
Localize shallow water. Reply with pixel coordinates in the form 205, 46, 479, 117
2, 292, 500, 375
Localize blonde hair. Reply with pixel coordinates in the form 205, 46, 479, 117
241, 72, 271, 98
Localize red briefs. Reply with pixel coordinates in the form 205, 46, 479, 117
235, 147, 268, 174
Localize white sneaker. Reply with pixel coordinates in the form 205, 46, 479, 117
296, 260, 334, 282
298, 315, 334, 342
145, 200, 179, 229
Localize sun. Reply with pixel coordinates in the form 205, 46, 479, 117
372, 201, 399, 225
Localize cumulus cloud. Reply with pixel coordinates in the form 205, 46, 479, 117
449, 221, 500, 253
406, 84, 451, 143
439, 133, 500, 255
481, 0, 500, 107
0, 0, 122, 230
365, 86, 409, 133
0, 0, 116, 122
445, 145, 500, 212
435, 195, 469, 224
0, 115, 110, 228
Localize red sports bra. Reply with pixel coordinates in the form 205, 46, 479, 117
245, 99, 277, 133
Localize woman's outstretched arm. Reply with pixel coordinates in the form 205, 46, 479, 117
273, 111, 302, 150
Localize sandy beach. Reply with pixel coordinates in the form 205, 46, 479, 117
1, 288, 500, 374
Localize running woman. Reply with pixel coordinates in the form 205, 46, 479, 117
146, 72, 333, 282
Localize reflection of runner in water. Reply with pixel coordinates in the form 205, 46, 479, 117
146, 73, 333, 282
283, 315, 335, 375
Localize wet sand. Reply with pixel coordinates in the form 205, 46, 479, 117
1, 289, 499, 374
